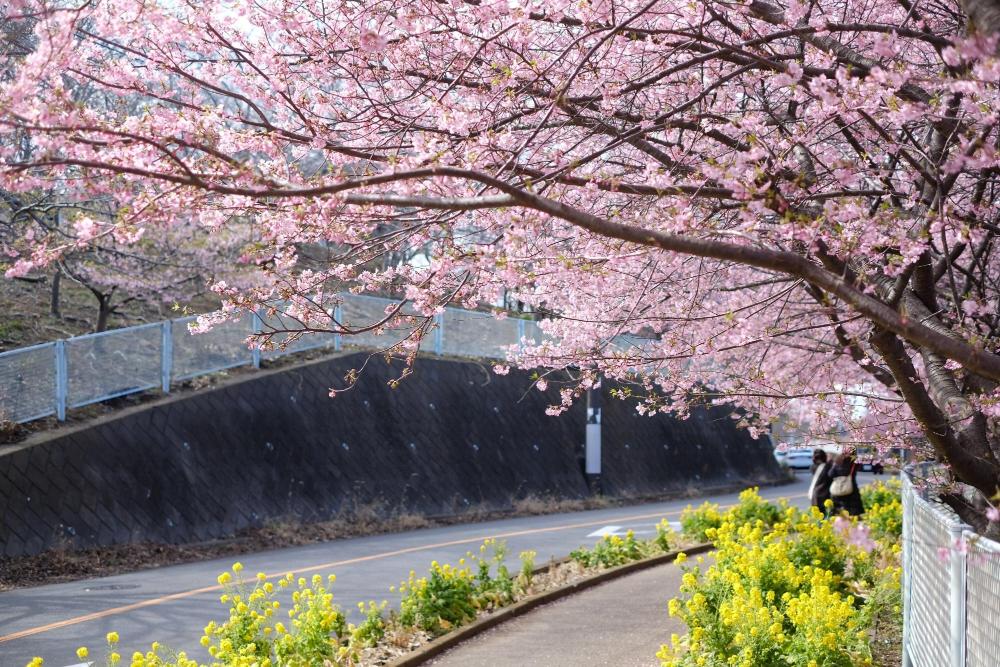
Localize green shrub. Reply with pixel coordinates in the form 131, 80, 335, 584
680, 501, 723, 541
474, 539, 518, 610
861, 479, 903, 541
570, 530, 646, 568
681, 488, 783, 543
728, 487, 783, 528
398, 559, 479, 635
518, 549, 537, 590
351, 600, 387, 648
861, 478, 901, 510
654, 518, 676, 553
397, 538, 530, 635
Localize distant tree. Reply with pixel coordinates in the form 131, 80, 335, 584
0, 6, 257, 331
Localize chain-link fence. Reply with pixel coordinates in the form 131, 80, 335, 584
0, 293, 549, 423
0, 342, 57, 423
902, 467, 1000, 667
171, 314, 255, 381
966, 530, 1000, 667
65, 323, 162, 408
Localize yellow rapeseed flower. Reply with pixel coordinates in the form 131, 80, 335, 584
75, 647, 89, 660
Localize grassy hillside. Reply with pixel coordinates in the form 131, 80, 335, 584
0, 276, 217, 352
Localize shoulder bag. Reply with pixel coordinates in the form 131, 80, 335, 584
830, 464, 856, 497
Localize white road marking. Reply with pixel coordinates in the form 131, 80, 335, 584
586, 521, 682, 538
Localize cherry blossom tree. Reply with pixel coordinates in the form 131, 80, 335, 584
3, 0, 1000, 522
0, 9, 258, 331
0, 194, 257, 330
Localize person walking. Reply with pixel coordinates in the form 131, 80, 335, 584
827, 452, 864, 516
808, 449, 833, 515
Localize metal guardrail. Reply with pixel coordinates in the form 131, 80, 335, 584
0, 293, 549, 424
902, 466, 1000, 667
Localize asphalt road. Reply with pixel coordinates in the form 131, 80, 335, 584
0, 472, 839, 667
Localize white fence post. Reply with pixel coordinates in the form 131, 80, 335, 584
251, 311, 263, 369
902, 471, 912, 667
333, 304, 343, 352
160, 321, 172, 393
54, 339, 67, 421
950, 521, 970, 667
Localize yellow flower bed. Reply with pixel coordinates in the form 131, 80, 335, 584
32, 541, 535, 667
662, 492, 902, 667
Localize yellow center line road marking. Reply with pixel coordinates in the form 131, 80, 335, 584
0, 491, 807, 644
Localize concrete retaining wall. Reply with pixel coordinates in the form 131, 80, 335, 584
0, 353, 783, 557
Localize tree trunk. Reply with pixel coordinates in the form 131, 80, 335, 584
95, 296, 112, 332
869, 329, 1000, 497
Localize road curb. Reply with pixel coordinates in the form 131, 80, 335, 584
385, 542, 713, 667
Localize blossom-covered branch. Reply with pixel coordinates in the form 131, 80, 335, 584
3, 0, 1000, 505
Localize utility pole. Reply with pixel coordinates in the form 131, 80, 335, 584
585, 383, 602, 494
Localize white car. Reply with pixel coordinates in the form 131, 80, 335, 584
774, 447, 815, 470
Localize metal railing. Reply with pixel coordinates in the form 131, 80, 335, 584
0, 293, 548, 424
902, 467, 1000, 667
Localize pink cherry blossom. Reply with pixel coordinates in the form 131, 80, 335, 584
359, 29, 388, 53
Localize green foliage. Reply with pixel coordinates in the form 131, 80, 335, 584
474, 539, 518, 610
350, 601, 387, 648
861, 479, 903, 541
728, 487, 784, 528
102, 566, 361, 667
680, 488, 785, 543
398, 559, 479, 635
518, 549, 536, 590
655, 518, 676, 553
570, 530, 645, 568
569, 520, 679, 570
397, 538, 531, 636
861, 478, 901, 510
680, 502, 723, 542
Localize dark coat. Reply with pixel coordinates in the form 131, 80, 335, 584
810, 462, 833, 511
826, 460, 864, 516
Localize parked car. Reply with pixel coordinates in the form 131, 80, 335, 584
774, 447, 814, 470
787, 448, 816, 469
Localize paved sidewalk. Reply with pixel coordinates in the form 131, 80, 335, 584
429, 560, 689, 667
